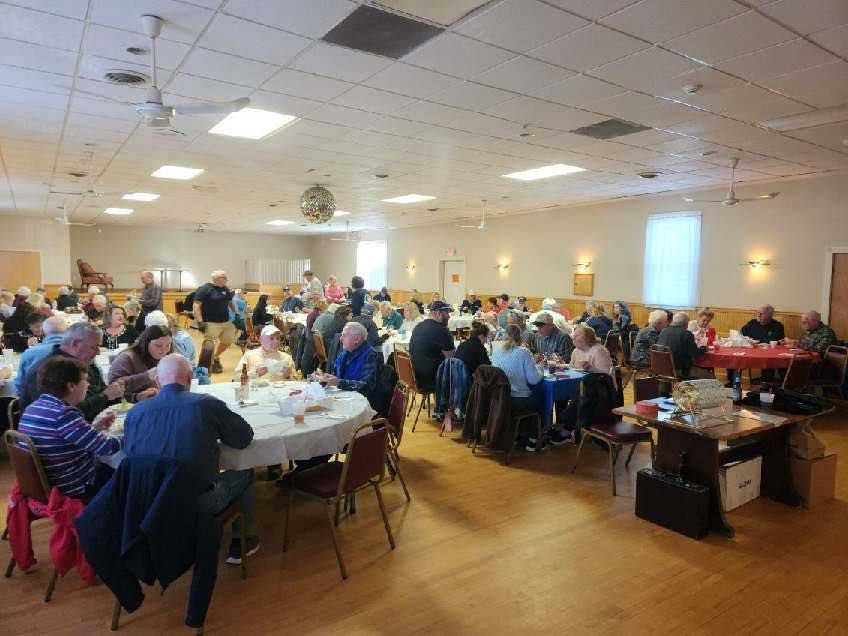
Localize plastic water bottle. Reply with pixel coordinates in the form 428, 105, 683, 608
731, 372, 742, 403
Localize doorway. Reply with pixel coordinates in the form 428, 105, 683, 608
828, 253, 848, 339
439, 259, 466, 306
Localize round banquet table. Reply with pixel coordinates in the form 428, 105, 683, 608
275, 312, 307, 327
695, 346, 819, 369
447, 315, 474, 331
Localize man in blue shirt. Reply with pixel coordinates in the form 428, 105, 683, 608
14, 315, 67, 394
314, 322, 386, 413
280, 286, 304, 313
123, 354, 259, 565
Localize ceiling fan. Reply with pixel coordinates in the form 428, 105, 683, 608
54, 204, 94, 227
458, 199, 487, 229
69, 15, 250, 130
329, 221, 356, 242
683, 157, 779, 206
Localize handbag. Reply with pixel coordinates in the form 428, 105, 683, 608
772, 389, 831, 415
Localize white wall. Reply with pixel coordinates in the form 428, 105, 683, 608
312, 173, 848, 313
70, 226, 313, 289
0, 215, 71, 284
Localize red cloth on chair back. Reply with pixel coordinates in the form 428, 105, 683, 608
46, 488, 95, 583
6, 483, 49, 571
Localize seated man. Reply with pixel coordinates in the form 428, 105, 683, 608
379, 301, 403, 330
352, 303, 381, 347
55, 286, 79, 311
657, 312, 708, 378
9, 313, 45, 353
631, 310, 667, 367
280, 286, 304, 313
529, 313, 573, 360
15, 315, 67, 394
123, 354, 259, 565
460, 291, 482, 315
784, 310, 836, 355
408, 301, 455, 392
529, 300, 570, 333
741, 304, 785, 381
233, 325, 293, 380
314, 322, 386, 412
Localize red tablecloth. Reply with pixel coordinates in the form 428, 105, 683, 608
695, 346, 819, 369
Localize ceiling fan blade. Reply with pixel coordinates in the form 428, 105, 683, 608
734, 193, 780, 203
683, 197, 724, 203
172, 97, 250, 116
68, 222, 96, 227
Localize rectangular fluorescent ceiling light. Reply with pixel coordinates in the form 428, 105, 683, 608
502, 163, 586, 181
267, 219, 295, 226
151, 165, 204, 180
122, 192, 159, 202
334, 210, 351, 216
104, 207, 133, 215
209, 108, 297, 140
382, 194, 436, 203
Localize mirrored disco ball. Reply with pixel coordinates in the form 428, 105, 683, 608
300, 185, 335, 224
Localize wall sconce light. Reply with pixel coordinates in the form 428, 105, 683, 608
496, 263, 510, 271
406, 264, 416, 272
742, 260, 771, 270
574, 261, 592, 270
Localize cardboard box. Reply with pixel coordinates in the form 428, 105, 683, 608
791, 454, 837, 508
719, 456, 762, 512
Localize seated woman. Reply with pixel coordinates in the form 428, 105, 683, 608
483, 311, 503, 340
409, 290, 424, 315
8, 312, 44, 353
251, 294, 274, 327
584, 304, 613, 342
400, 301, 424, 334
102, 306, 138, 350
18, 356, 121, 501
314, 322, 385, 412
107, 325, 172, 402
612, 301, 632, 332
374, 287, 391, 303
454, 321, 491, 377
492, 324, 543, 447
2, 299, 33, 334
85, 294, 108, 325
426, 292, 442, 311
570, 325, 613, 374
688, 307, 715, 347
324, 275, 345, 303
166, 313, 196, 365
576, 300, 594, 324
28, 293, 54, 318
123, 298, 141, 328
233, 325, 293, 381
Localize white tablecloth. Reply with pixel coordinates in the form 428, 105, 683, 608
275, 312, 308, 327
447, 315, 474, 331
381, 335, 411, 363
56, 311, 86, 326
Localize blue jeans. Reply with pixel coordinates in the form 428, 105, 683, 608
198, 469, 255, 538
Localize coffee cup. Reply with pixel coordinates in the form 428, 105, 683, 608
769, 341, 777, 348
760, 392, 775, 405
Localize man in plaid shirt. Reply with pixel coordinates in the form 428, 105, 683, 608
787, 311, 837, 355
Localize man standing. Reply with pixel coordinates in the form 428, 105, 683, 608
138, 271, 162, 330
123, 354, 259, 565
15, 315, 67, 394
409, 300, 455, 392
193, 271, 237, 374
20, 322, 125, 420
741, 304, 785, 343
281, 286, 304, 313
302, 270, 324, 308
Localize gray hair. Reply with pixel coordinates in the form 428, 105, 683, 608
342, 321, 367, 340
542, 297, 556, 310
804, 310, 822, 322
57, 286, 69, 296
42, 316, 68, 336
63, 321, 101, 342
760, 304, 775, 314
379, 300, 392, 311
145, 310, 168, 327
92, 294, 108, 307
210, 270, 227, 280
671, 312, 689, 327
648, 309, 667, 328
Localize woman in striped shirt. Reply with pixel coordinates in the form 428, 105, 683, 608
18, 356, 121, 501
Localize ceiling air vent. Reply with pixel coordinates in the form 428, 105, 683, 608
102, 69, 149, 85
322, 4, 443, 58
570, 118, 650, 140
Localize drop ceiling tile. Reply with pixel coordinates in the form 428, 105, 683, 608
715, 38, 837, 81
529, 74, 627, 106
180, 48, 278, 88
486, 96, 606, 131
0, 4, 84, 51
653, 67, 745, 103
529, 24, 649, 72
428, 81, 515, 110
664, 11, 795, 64
760, 60, 848, 108
222, 0, 356, 37
365, 63, 463, 98
0, 64, 72, 94
473, 56, 574, 93
809, 24, 848, 57
591, 47, 701, 96
600, 0, 746, 43
0, 39, 76, 76
759, 0, 848, 36
0, 85, 69, 110
456, 0, 588, 53
8, 0, 89, 19
403, 33, 515, 79
375, 0, 490, 26
332, 86, 417, 115
262, 69, 353, 101
545, 0, 641, 20
89, 0, 214, 44
695, 84, 810, 121
82, 24, 191, 70
291, 42, 392, 82
165, 74, 252, 102
199, 14, 311, 65
245, 90, 324, 118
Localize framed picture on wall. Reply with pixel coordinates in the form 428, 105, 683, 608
573, 273, 594, 296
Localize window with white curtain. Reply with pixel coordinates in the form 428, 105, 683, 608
244, 258, 310, 285
643, 211, 701, 308
356, 240, 387, 290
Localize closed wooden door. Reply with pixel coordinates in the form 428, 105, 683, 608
0, 250, 41, 291
829, 253, 848, 339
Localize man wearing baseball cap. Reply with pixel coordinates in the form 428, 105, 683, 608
281, 286, 304, 313
409, 300, 455, 391
460, 291, 482, 315
232, 325, 292, 381
528, 313, 574, 445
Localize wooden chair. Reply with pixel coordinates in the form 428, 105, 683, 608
571, 381, 655, 496
761, 354, 814, 392
650, 344, 678, 386
3, 430, 56, 600
807, 345, 847, 398
197, 340, 215, 371
381, 383, 411, 501
242, 316, 261, 353
7, 397, 21, 431
174, 300, 192, 330
313, 332, 328, 372
283, 420, 395, 580
393, 350, 433, 432
110, 501, 248, 632
76, 258, 113, 291
604, 331, 623, 366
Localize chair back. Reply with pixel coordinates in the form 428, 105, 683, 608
578, 373, 620, 428
387, 382, 409, 448
650, 344, 677, 380
174, 300, 185, 313
339, 421, 388, 496
393, 350, 418, 393
198, 339, 215, 370
604, 331, 622, 363
77, 259, 94, 276
633, 376, 660, 402
313, 332, 328, 367
822, 345, 848, 385
243, 316, 260, 349
4, 430, 51, 503
7, 397, 21, 430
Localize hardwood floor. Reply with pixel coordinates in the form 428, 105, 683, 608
2, 342, 847, 634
